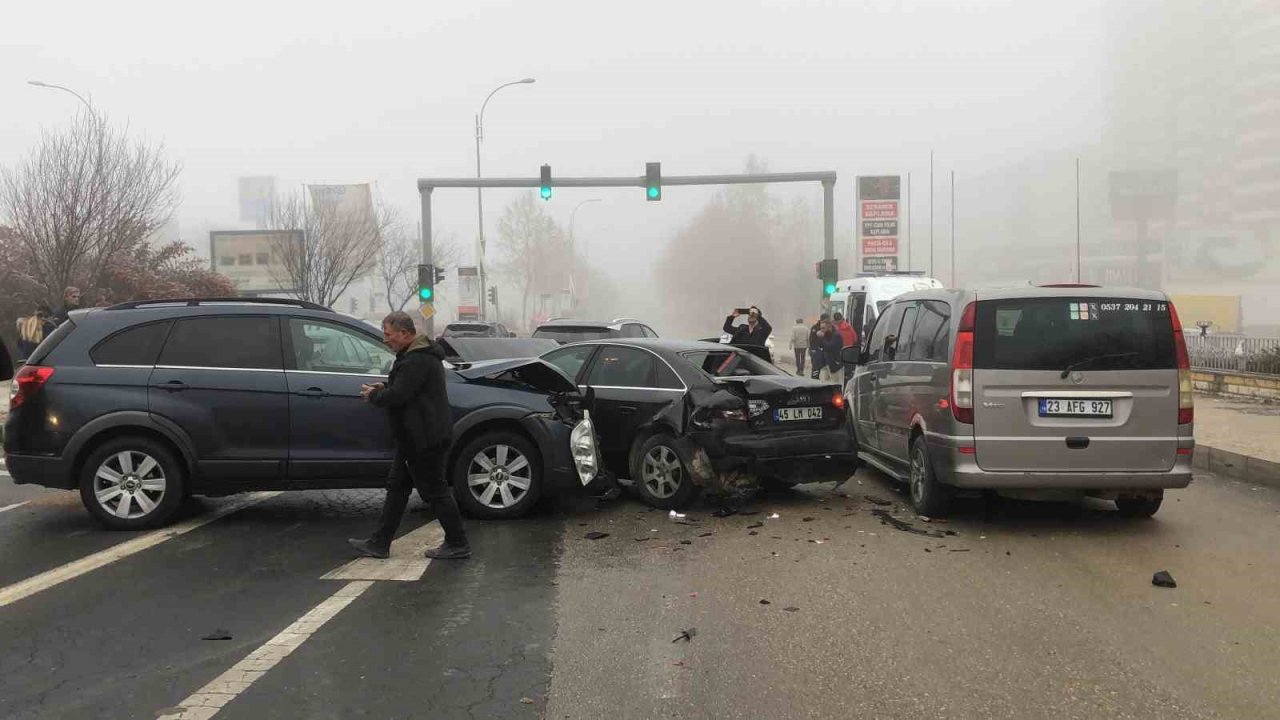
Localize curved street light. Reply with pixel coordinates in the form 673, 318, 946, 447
28, 80, 98, 122
475, 77, 536, 319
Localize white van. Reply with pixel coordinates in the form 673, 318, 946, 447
826, 272, 944, 341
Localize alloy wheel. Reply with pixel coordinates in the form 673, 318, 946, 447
467, 444, 532, 509
642, 446, 683, 499
910, 446, 927, 505
93, 451, 167, 520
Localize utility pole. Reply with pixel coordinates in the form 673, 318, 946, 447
950, 170, 956, 287
474, 78, 536, 320
1075, 157, 1082, 283
906, 172, 912, 272
929, 151, 934, 277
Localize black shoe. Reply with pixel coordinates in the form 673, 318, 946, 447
425, 543, 471, 560
348, 538, 390, 559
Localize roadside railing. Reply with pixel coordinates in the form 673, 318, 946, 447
1187, 334, 1280, 375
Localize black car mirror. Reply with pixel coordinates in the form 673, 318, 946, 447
840, 346, 861, 366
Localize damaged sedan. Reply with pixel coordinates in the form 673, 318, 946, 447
540, 339, 857, 508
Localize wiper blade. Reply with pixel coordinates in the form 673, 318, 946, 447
1060, 352, 1140, 379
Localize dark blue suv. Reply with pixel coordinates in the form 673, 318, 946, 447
4, 298, 600, 529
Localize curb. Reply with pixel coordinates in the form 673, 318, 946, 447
1194, 445, 1280, 490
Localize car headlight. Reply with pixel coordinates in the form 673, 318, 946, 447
570, 410, 600, 486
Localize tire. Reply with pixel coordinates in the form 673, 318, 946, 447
79, 436, 186, 530
1115, 492, 1163, 518
451, 431, 543, 519
631, 434, 699, 510
908, 436, 953, 517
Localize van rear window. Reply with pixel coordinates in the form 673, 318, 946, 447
974, 298, 1175, 371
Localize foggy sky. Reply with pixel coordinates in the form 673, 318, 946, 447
2, 0, 1111, 322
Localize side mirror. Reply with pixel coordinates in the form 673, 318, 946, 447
840, 346, 861, 366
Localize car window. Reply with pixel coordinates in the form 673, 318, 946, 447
655, 358, 683, 388
641, 325, 659, 338
975, 297, 1175, 371
542, 345, 597, 383
680, 350, 784, 378
866, 303, 906, 364
894, 304, 920, 362
290, 319, 394, 375
909, 301, 951, 362
90, 321, 173, 366
586, 346, 656, 387
849, 293, 868, 339
620, 324, 645, 338
159, 317, 282, 370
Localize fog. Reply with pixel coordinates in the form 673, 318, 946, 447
3, 0, 1276, 336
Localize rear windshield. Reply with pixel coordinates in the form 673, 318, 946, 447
443, 324, 491, 336
975, 298, 1175, 371
25, 317, 77, 365
532, 327, 613, 343
680, 350, 784, 378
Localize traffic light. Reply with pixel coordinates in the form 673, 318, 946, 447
818, 258, 839, 296
540, 164, 552, 201
433, 266, 446, 285
417, 264, 434, 302
645, 162, 661, 201
487, 286, 498, 304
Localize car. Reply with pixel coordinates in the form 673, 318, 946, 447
441, 321, 517, 339
844, 285, 1194, 518
531, 318, 659, 344
826, 272, 944, 343
539, 338, 855, 509
3, 297, 603, 529
435, 337, 559, 363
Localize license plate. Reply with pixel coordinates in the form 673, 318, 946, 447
1039, 398, 1113, 417
775, 406, 823, 422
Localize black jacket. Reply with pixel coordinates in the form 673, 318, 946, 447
0, 337, 13, 381
368, 336, 452, 453
723, 313, 772, 347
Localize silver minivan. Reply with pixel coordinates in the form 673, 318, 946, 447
844, 286, 1195, 517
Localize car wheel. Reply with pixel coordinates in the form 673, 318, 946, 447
79, 436, 186, 530
1115, 492, 1163, 518
908, 436, 953, 517
452, 431, 543, 519
632, 434, 698, 510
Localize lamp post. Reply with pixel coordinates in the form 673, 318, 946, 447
28, 80, 98, 123
568, 199, 601, 311
475, 77, 535, 319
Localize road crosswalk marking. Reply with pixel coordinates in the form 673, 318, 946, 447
0, 501, 29, 513
321, 520, 444, 582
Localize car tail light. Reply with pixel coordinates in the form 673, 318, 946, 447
831, 393, 845, 410
1169, 302, 1194, 425
717, 408, 748, 422
10, 365, 55, 410
950, 302, 976, 424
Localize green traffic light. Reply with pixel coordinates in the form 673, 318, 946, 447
419, 287, 433, 301
540, 186, 552, 200
647, 186, 660, 199
824, 283, 837, 295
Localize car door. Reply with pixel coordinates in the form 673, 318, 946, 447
284, 318, 398, 484
876, 302, 920, 460
579, 345, 680, 469
149, 315, 290, 483
855, 302, 906, 456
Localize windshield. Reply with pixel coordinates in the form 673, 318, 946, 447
680, 349, 785, 378
975, 297, 1175, 371
532, 327, 613, 343
443, 324, 492, 337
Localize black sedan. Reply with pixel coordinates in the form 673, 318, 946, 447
539, 339, 856, 508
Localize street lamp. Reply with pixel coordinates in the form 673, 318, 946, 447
568, 199, 601, 313
28, 80, 97, 122
475, 77, 535, 319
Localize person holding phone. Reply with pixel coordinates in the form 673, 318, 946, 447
723, 306, 772, 348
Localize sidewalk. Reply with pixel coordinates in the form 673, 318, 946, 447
1194, 396, 1280, 465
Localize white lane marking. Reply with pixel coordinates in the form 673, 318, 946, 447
0, 491, 280, 610
321, 520, 443, 582
157, 519, 443, 719
156, 580, 374, 720
0, 501, 30, 513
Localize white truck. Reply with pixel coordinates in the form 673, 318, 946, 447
826, 272, 944, 341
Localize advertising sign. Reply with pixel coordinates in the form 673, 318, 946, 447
862, 237, 899, 256
308, 184, 374, 222
238, 176, 275, 226
210, 230, 301, 295
862, 256, 899, 273
457, 266, 480, 319
857, 175, 902, 272
862, 219, 898, 237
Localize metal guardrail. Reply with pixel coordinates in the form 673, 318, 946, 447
1187, 335, 1280, 375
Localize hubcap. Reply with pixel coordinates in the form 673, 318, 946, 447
94, 450, 166, 519
642, 446, 683, 499
910, 448, 926, 504
467, 444, 532, 509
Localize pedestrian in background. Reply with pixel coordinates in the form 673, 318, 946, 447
16, 306, 45, 359
349, 311, 471, 561
53, 287, 81, 326
789, 318, 809, 376
810, 318, 841, 381
832, 312, 858, 385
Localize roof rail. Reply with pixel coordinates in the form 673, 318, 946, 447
611, 317, 641, 324
1038, 283, 1100, 289
105, 297, 333, 312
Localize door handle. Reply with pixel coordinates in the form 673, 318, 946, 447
297, 387, 329, 398
617, 405, 637, 415
155, 380, 188, 392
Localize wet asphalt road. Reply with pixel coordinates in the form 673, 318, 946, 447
1, 463, 1279, 719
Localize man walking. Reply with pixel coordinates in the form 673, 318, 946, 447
789, 318, 809, 375
349, 311, 471, 560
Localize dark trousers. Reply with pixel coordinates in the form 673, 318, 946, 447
371, 444, 468, 548
793, 348, 806, 375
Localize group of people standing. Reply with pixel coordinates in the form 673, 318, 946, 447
14, 287, 82, 359
790, 312, 857, 383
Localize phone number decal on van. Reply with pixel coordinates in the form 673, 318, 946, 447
1097, 302, 1168, 312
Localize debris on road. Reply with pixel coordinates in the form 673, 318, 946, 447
520, 697, 535, 705
802, 517, 815, 522
698, 532, 714, 537
748, 531, 759, 536
584, 531, 610, 540
747, 522, 764, 529
864, 495, 893, 506
712, 508, 737, 518
680, 540, 692, 545
689, 592, 699, 598
669, 510, 686, 520
768, 513, 781, 519
870, 508, 945, 538
672, 628, 698, 643
949, 548, 971, 553
783, 606, 800, 613
201, 629, 233, 641
1153, 570, 1178, 588
759, 599, 772, 605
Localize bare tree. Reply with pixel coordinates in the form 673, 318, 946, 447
493, 193, 564, 326
264, 192, 395, 307
0, 111, 181, 303
376, 223, 461, 312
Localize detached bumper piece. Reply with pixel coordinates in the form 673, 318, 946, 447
688, 427, 857, 487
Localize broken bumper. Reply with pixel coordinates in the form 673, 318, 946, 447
687, 425, 857, 482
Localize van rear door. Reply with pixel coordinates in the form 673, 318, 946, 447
971, 297, 1178, 472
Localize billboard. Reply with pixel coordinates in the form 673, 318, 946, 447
210, 230, 301, 295
238, 176, 276, 226
457, 266, 480, 319
308, 184, 374, 221
858, 176, 902, 270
